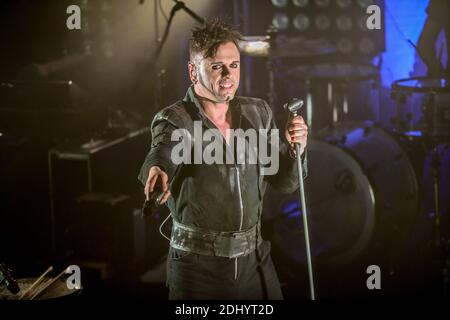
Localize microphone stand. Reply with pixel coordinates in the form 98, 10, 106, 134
153, 1, 204, 110
290, 108, 316, 300
136, 1, 204, 112
154, 1, 205, 63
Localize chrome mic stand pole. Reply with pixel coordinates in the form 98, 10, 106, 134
285, 98, 316, 300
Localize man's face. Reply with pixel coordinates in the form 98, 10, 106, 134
189, 41, 240, 103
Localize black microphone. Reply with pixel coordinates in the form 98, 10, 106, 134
141, 187, 164, 219
283, 98, 304, 116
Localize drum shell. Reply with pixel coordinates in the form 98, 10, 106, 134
268, 121, 420, 268
317, 122, 419, 237
391, 77, 450, 140
0, 277, 81, 301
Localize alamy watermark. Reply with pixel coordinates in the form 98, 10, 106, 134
65, 265, 81, 290
66, 5, 81, 30
366, 265, 381, 290
170, 121, 280, 175
66, 4, 382, 31
366, 5, 382, 30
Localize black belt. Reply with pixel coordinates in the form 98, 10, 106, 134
170, 219, 262, 258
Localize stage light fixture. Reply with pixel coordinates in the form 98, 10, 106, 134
83, 40, 93, 56
247, 0, 384, 59
103, 41, 114, 57
359, 37, 375, 54
293, 14, 311, 31
100, 0, 112, 12
101, 18, 112, 36
357, 15, 369, 31
336, 15, 353, 31
337, 38, 353, 53
271, 0, 289, 8
357, 0, 373, 8
314, 0, 331, 8
81, 20, 90, 35
81, 0, 89, 10
336, 0, 352, 8
292, 0, 309, 8
272, 13, 290, 30
315, 15, 331, 30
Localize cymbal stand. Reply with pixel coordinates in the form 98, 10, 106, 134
429, 135, 450, 296
329, 82, 338, 124
305, 79, 313, 133
426, 92, 448, 248
430, 141, 442, 248
427, 91, 450, 296
267, 58, 276, 110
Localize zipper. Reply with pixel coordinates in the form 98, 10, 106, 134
235, 166, 244, 280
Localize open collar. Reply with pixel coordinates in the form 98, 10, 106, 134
182, 85, 242, 130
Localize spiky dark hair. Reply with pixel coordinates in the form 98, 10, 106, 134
189, 19, 242, 60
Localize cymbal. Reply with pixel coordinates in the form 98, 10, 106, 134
392, 77, 450, 93
238, 36, 336, 58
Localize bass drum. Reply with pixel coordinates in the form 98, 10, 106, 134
268, 121, 420, 268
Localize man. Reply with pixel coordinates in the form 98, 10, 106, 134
138, 20, 308, 299
417, 0, 449, 77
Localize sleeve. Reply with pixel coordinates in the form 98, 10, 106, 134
137, 109, 183, 186
262, 100, 307, 194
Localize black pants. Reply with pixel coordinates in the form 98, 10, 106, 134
166, 240, 283, 300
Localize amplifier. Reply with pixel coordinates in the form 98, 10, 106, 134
48, 127, 150, 197
66, 193, 145, 272
48, 127, 152, 270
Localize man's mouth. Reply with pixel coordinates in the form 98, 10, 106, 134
219, 82, 233, 89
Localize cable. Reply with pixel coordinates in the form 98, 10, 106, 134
154, 0, 159, 44
159, 212, 172, 241
385, 2, 424, 53
158, 0, 169, 22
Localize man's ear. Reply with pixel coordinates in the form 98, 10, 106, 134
188, 62, 198, 84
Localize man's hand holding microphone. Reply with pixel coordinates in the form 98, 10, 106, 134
142, 166, 171, 218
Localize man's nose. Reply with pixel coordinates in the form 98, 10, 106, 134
221, 66, 230, 77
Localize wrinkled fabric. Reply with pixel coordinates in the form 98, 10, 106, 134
167, 241, 283, 300
138, 86, 307, 299
138, 86, 307, 232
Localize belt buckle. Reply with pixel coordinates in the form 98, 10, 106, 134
213, 235, 244, 258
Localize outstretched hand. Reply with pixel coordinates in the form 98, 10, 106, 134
145, 166, 171, 204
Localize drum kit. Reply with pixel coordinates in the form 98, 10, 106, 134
241, 35, 450, 284
391, 76, 450, 248
0, 265, 81, 301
